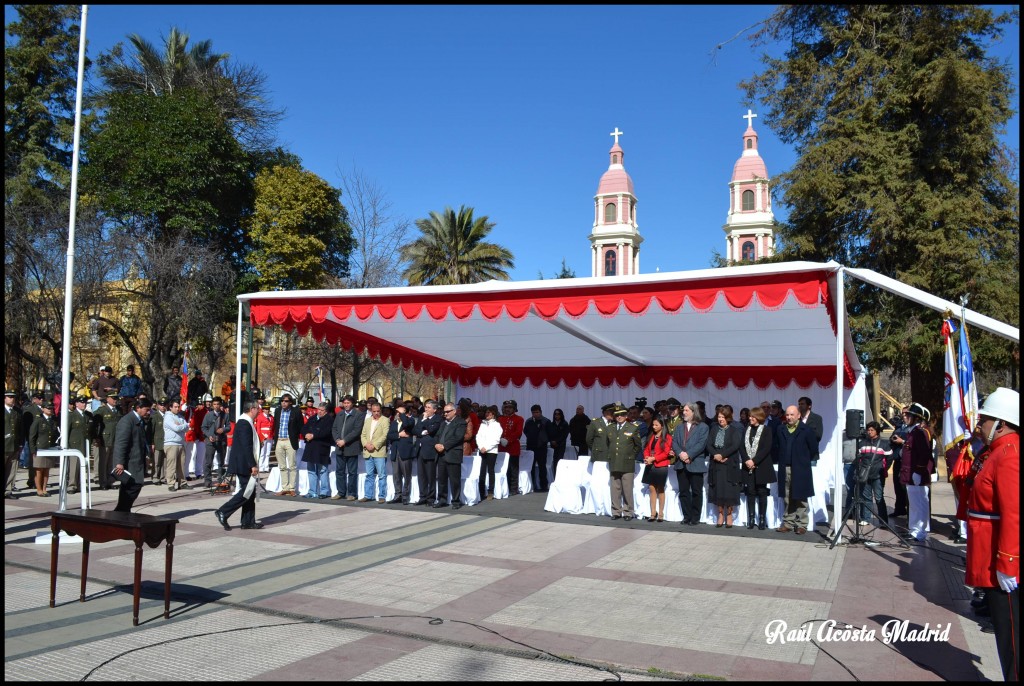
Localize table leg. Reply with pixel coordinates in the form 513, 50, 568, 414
49, 520, 60, 608
133, 543, 142, 626
80, 540, 90, 602
164, 541, 173, 619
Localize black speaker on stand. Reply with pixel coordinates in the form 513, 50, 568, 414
845, 409, 864, 438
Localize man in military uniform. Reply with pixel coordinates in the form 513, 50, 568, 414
65, 395, 92, 494
151, 397, 166, 485
665, 398, 683, 434
586, 403, 615, 464
607, 403, 643, 521
91, 390, 121, 490
4, 390, 23, 499
18, 392, 44, 492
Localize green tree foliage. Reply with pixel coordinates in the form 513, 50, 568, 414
538, 258, 577, 279
82, 89, 251, 256
4, 5, 96, 388
743, 5, 1020, 405
247, 165, 354, 290
401, 205, 514, 285
96, 26, 283, 150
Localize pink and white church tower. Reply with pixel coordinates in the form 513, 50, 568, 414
723, 110, 776, 263
589, 127, 643, 277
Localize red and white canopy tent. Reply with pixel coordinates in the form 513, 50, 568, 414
236, 260, 871, 533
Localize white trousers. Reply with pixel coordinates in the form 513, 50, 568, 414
907, 473, 930, 541
187, 441, 206, 477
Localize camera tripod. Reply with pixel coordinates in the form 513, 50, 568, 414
829, 436, 913, 550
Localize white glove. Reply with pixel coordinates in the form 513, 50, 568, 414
997, 571, 1018, 593
931, 472, 938, 483
499, 438, 508, 447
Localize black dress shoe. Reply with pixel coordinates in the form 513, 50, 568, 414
387, 498, 402, 504
623, 516, 633, 522
452, 502, 462, 510
241, 522, 264, 530
611, 515, 621, 520
432, 501, 448, 508
413, 500, 428, 505
216, 511, 231, 531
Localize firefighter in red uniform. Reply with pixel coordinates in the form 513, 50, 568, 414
966, 387, 1019, 682
498, 400, 525, 495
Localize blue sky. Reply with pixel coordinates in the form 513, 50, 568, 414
14, 5, 1021, 281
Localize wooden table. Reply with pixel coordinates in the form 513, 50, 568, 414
50, 509, 179, 626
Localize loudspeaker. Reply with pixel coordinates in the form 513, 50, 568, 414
845, 409, 864, 436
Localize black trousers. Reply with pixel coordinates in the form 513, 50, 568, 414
217, 473, 256, 527
393, 457, 414, 501
507, 454, 520, 493
478, 452, 497, 495
418, 458, 437, 502
436, 460, 461, 504
987, 585, 1020, 682
114, 477, 143, 512
746, 484, 770, 520
205, 441, 226, 483
530, 448, 549, 491
676, 470, 705, 523
890, 458, 908, 514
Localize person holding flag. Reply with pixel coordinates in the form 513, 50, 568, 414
942, 317, 971, 543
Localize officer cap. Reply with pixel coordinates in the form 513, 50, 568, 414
4, 390, 15, 397
613, 403, 628, 416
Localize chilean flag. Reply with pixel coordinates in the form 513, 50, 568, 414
181, 352, 190, 406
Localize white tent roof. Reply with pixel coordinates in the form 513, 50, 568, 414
238, 260, 861, 389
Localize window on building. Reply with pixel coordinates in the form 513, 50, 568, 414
612, 154, 619, 164
87, 318, 101, 347
742, 241, 756, 261
742, 190, 755, 211
605, 202, 616, 223
746, 139, 753, 149
630, 200, 636, 222
604, 249, 617, 276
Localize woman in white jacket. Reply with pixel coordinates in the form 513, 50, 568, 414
476, 405, 504, 500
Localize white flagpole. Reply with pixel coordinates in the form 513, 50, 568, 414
58, 5, 89, 510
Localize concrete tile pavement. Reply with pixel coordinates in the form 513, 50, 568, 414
3, 473, 1002, 681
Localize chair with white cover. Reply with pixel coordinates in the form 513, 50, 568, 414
544, 446, 587, 514
494, 452, 510, 499
582, 459, 613, 516
460, 452, 482, 506
518, 450, 534, 495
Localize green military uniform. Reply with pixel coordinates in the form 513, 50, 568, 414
608, 420, 643, 472
666, 414, 683, 435
21, 401, 42, 489
607, 405, 643, 519
586, 409, 614, 463
66, 402, 91, 490
30, 412, 59, 461
4, 395, 23, 497
151, 405, 165, 483
91, 394, 120, 488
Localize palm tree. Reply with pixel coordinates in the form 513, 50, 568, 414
401, 206, 514, 285
96, 27, 282, 148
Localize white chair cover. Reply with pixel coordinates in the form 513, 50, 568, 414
460, 452, 482, 506
544, 446, 587, 514
518, 450, 534, 495
494, 452, 510, 499
582, 460, 612, 516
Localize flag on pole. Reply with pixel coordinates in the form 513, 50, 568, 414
181, 351, 190, 407
958, 318, 978, 435
317, 366, 326, 404
941, 319, 968, 452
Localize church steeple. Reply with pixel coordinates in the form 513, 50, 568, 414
589, 127, 643, 277
723, 109, 775, 263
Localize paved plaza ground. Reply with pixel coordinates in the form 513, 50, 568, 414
4, 472, 1001, 681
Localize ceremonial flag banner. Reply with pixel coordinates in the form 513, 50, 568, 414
942, 319, 968, 452
957, 321, 978, 434
318, 367, 326, 404
181, 353, 189, 406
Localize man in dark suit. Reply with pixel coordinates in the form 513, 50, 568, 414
387, 403, 417, 504
331, 394, 364, 501
523, 404, 552, 492
775, 404, 819, 535
433, 403, 467, 509
302, 402, 335, 498
215, 400, 263, 530
413, 400, 443, 505
270, 393, 304, 496
112, 398, 153, 512
798, 396, 824, 445
670, 402, 710, 526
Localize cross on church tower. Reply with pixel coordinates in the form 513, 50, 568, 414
742, 109, 757, 128
609, 127, 623, 145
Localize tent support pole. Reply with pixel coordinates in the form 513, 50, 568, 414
236, 302, 244, 419
832, 267, 846, 543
